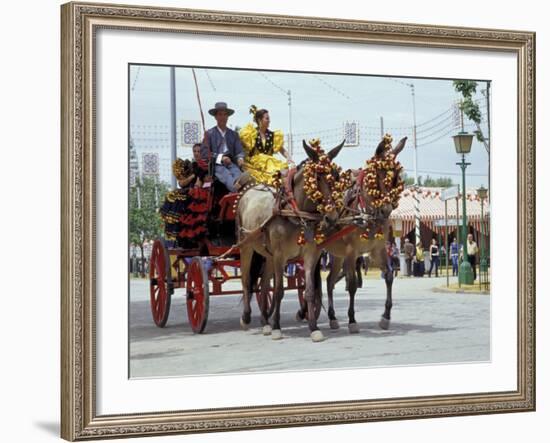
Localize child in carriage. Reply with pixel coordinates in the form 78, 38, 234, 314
160, 144, 210, 248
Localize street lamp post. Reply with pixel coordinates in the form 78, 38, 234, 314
453, 131, 475, 285
477, 186, 489, 290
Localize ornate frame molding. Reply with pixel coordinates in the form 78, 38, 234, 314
61, 1, 535, 440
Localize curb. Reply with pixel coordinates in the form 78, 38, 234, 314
432, 286, 490, 295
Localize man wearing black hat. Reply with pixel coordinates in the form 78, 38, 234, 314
201, 102, 243, 192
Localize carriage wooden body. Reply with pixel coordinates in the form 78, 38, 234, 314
149, 192, 306, 333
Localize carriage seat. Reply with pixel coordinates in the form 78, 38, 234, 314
216, 193, 238, 221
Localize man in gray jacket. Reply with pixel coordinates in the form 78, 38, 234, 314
201, 102, 243, 192
403, 237, 415, 277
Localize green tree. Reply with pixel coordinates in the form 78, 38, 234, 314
423, 175, 454, 187
453, 80, 491, 199
403, 175, 416, 186
129, 176, 169, 276
453, 80, 488, 148
402, 172, 421, 186
403, 173, 454, 188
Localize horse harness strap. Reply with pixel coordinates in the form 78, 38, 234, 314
340, 169, 372, 218
315, 224, 358, 249
355, 169, 367, 212
277, 209, 323, 221
220, 212, 277, 260
273, 167, 320, 225
283, 167, 300, 213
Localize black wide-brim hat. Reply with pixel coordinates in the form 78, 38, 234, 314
208, 102, 235, 116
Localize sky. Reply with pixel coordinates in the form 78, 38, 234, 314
129, 64, 490, 188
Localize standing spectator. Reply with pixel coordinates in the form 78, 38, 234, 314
286, 262, 295, 277
414, 242, 425, 277
440, 244, 446, 261
450, 237, 459, 276
467, 233, 479, 280
403, 237, 414, 277
391, 241, 400, 277
428, 238, 440, 277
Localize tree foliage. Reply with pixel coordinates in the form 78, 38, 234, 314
422, 175, 454, 188
402, 173, 454, 188
129, 176, 169, 250
453, 80, 485, 143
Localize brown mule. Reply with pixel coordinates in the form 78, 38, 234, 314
297, 136, 408, 333
237, 140, 345, 342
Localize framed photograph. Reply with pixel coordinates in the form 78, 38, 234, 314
61, 1, 535, 440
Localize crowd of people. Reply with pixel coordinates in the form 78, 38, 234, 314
402, 234, 480, 279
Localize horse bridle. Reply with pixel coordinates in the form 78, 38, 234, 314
339, 164, 399, 227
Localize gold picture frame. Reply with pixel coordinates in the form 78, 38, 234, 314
61, 1, 535, 440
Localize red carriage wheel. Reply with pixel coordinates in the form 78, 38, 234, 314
186, 257, 210, 333
149, 239, 173, 327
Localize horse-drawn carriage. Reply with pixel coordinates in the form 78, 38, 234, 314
149, 184, 306, 333
149, 134, 408, 341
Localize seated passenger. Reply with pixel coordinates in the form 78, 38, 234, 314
159, 144, 209, 248
239, 105, 294, 185
159, 158, 193, 242
201, 102, 243, 192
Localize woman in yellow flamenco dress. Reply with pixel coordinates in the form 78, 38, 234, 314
239, 105, 294, 185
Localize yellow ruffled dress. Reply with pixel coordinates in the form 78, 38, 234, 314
239, 123, 288, 185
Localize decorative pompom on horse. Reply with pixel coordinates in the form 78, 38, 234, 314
363, 134, 405, 210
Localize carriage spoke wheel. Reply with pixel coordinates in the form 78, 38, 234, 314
186, 257, 210, 333
149, 239, 172, 327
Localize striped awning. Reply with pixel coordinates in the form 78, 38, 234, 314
390, 187, 490, 235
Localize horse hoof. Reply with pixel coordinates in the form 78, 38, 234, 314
348, 323, 360, 334
379, 317, 390, 330
272, 329, 283, 340
240, 317, 249, 331
329, 319, 340, 330
296, 310, 305, 322
262, 325, 272, 336
311, 330, 325, 342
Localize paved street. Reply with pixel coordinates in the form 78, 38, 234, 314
130, 275, 490, 378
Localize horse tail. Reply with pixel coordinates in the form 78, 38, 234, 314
239, 251, 265, 306
249, 251, 265, 295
